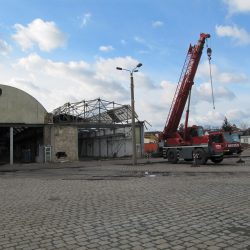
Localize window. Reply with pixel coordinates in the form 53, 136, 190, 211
224, 132, 240, 143
210, 134, 223, 143
197, 127, 204, 137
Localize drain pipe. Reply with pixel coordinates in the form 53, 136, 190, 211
10, 127, 13, 165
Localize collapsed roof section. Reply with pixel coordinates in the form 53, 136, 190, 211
52, 98, 138, 124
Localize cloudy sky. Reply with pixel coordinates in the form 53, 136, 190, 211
0, 0, 250, 131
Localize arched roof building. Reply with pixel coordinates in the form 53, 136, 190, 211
0, 84, 47, 124
0, 85, 144, 165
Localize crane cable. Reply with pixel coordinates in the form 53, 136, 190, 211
206, 40, 215, 110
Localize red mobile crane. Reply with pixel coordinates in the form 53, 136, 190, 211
161, 33, 224, 164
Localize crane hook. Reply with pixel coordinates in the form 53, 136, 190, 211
207, 47, 212, 61
206, 47, 215, 109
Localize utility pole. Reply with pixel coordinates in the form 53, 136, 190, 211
116, 63, 142, 165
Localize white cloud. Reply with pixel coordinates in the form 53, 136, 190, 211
153, 77, 238, 129
215, 24, 250, 45
12, 18, 67, 52
99, 45, 114, 52
0, 39, 12, 56
95, 56, 150, 90
188, 106, 250, 129
159, 80, 178, 105
152, 21, 164, 28
194, 82, 235, 103
225, 108, 250, 124
138, 80, 235, 130
139, 100, 167, 130
190, 110, 225, 128
10, 54, 134, 110
9, 77, 45, 92
217, 72, 247, 83
0, 53, 248, 130
134, 36, 145, 44
80, 13, 92, 27
7, 54, 158, 127
198, 61, 248, 84
134, 36, 153, 52
121, 39, 127, 45
224, 0, 250, 14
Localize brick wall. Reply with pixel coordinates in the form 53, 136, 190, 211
44, 125, 78, 162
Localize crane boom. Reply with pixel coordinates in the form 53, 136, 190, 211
162, 33, 210, 139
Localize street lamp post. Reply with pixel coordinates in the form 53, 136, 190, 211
116, 63, 142, 165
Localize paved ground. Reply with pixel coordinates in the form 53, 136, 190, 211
0, 156, 250, 250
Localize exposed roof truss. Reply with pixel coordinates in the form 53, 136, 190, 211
52, 98, 138, 124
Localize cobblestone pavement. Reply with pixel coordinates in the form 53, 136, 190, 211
0, 159, 250, 250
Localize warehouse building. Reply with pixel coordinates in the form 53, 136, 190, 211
0, 84, 144, 164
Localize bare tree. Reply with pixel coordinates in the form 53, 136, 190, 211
222, 117, 233, 132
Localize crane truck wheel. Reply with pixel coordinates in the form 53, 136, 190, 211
210, 157, 223, 164
193, 148, 208, 165
167, 149, 179, 164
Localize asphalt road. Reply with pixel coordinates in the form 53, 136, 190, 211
0, 158, 250, 250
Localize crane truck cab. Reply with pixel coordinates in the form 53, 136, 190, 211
210, 131, 242, 156
222, 131, 242, 155
207, 131, 225, 163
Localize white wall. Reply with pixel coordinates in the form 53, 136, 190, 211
79, 125, 143, 158
241, 136, 250, 144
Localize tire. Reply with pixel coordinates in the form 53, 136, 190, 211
193, 148, 208, 165
211, 157, 223, 164
184, 159, 193, 162
167, 149, 178, 164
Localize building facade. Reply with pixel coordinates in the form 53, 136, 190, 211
0, 84, 144, 164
